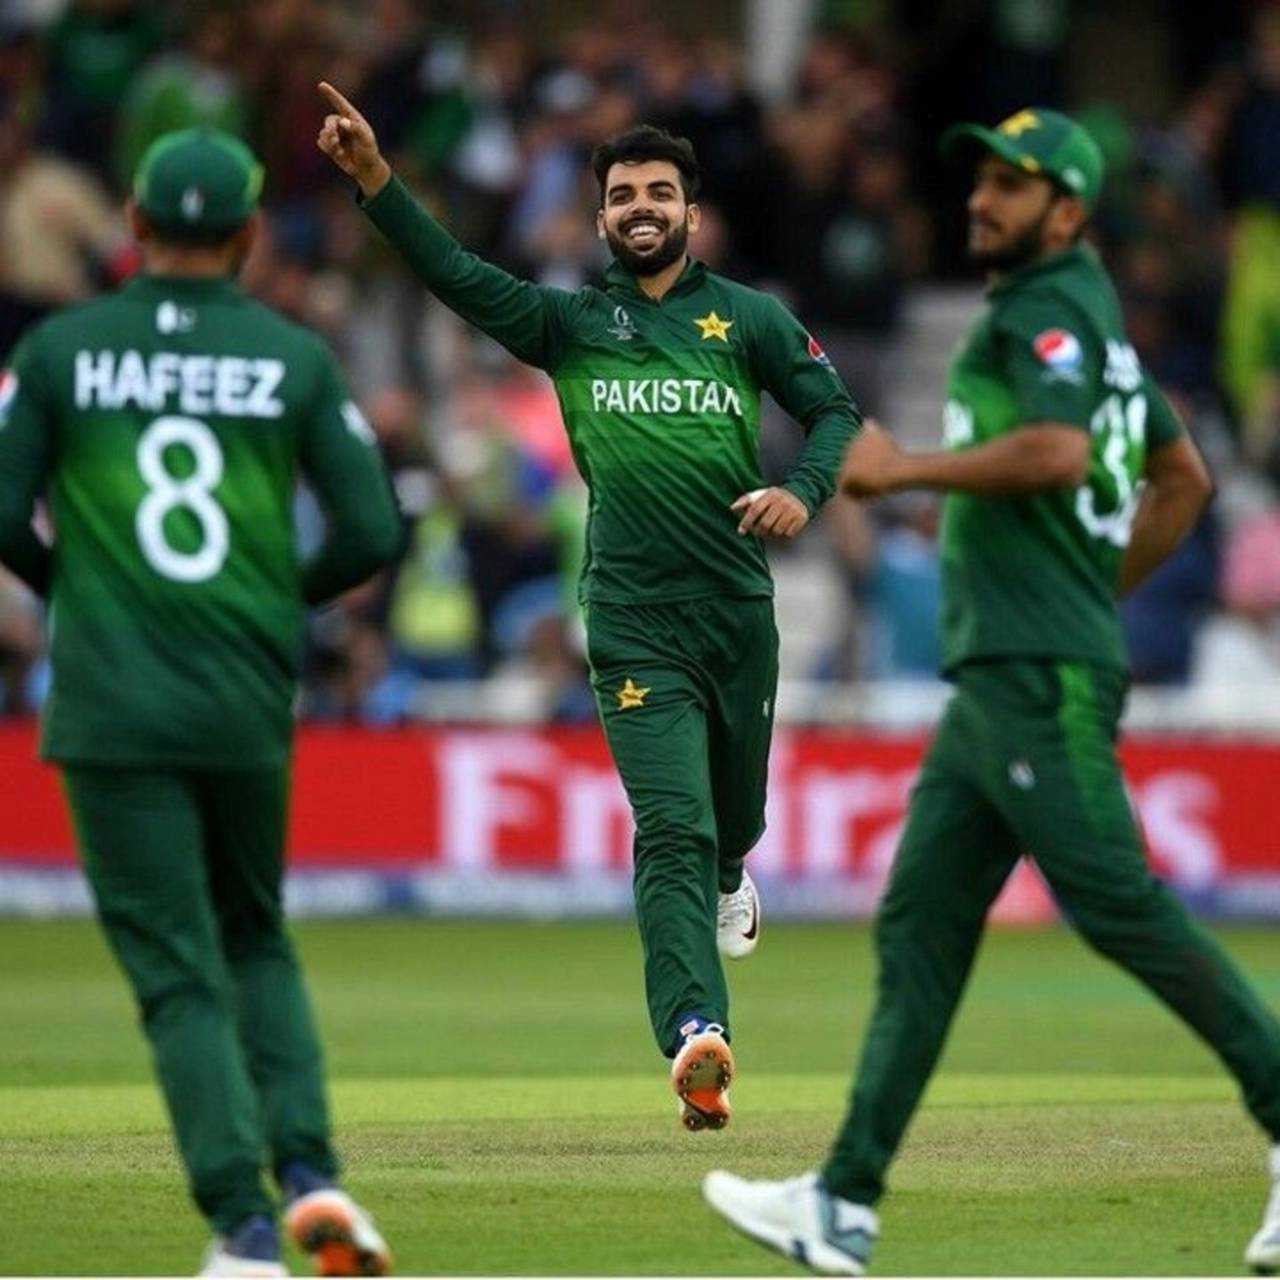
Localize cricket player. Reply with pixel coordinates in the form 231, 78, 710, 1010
315, 83, 860, 1131
0, 128, 401, 1276
703, 108, 1280, 1274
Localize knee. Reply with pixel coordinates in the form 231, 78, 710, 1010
1061, 874, 1179, 955
137, 973, 229, 1030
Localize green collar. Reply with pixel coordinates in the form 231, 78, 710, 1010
988, 243, 1092, 299
603, 255, 707, 302
127, 273, 242, 298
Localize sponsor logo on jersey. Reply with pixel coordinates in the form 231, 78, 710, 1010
1033, 328, 1083, 373
0, 369, 17, 426
589, 377, 744, 417
807, 334, 833, 368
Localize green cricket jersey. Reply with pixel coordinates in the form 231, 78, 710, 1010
0, 273, 402, 767
362, 177, 860, 604
940, 244, 1184, 674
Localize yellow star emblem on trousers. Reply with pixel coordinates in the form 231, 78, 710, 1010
617, 677, 651, 710
694, 310, 734, 342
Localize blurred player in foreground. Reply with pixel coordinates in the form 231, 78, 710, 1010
0, 128, 401, 1277
703, 108, 1280, 1275
315, 82, 860, 1132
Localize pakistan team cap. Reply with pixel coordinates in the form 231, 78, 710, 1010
133, 127, 264, 233
941, 108, 1105, 207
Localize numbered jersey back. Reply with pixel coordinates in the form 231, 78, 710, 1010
938, 245, 1184, 675
17, 275, 342, 767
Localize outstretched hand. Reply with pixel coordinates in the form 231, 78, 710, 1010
731, 487, 810, 539
316, 81, 391, 199
840, 420, 906, 499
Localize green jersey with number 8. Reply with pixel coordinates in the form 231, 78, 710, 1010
939, 243, 1183, 675
0, 273, 401, 767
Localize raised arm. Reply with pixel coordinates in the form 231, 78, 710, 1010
299, 349, 405, 606
316, 81, 572, 372
0, 339, 55, 595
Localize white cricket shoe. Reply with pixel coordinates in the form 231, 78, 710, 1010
285, 1188, 392, 1276
717, 871, 761, 959
1247, 1145, 1280, 1274
197, 1216, 287, 1277
703, 1169, 877, 1276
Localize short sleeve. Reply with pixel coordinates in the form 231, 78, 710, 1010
992, 294, 1099, 428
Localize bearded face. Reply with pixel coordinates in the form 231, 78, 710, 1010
598, 159, 698, 277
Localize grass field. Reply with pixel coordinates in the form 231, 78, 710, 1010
2, 918, 1279, 1275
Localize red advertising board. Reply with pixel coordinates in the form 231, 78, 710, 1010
3, 722, 1278, 918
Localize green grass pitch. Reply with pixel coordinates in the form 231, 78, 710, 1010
2, 917, 1279, 1275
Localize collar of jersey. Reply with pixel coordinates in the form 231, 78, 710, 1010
128, 273, 241, 297
987, 243, 1090, 299
603, 255, 707, 302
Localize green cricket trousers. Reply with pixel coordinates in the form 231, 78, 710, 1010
588, 597, 779, 1057
824, 658, 1280, 1205
62, 764, 337, 1233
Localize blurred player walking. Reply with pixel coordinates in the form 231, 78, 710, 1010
0, 128, 401, 1276
315, 82, 860, 1131
703, 109, 1280, 1275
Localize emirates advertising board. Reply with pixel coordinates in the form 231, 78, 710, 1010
1, 722, 1277, 920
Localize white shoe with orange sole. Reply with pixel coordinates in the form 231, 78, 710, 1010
671, 1023, 735, 1131
284, 1189, 392, 1277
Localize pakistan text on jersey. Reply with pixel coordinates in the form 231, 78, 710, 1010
74, 350, 286, 419
589, 377, 745, 417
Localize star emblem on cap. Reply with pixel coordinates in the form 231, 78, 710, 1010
694, 311, 734, 342
617, 677, 651, 710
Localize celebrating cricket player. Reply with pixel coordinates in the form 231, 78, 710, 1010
0, 128, 401, 1276
315, 82, 860, 1132
702, 108, 1280, 1274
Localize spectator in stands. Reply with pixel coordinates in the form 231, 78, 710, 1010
1194, 504, 1280, 686
38, 0, 164, 182
113, 2, 251, 187
0, 92, 135, 308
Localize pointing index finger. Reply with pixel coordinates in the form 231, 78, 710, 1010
318, 80, 360, 120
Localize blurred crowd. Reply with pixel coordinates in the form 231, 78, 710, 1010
4, 0, 1280, 722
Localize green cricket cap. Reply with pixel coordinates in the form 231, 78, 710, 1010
133, 127, 264, 234
941, 107, 1105, 207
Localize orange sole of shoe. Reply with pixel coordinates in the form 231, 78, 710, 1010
288, 1204, 390, 1277
673, 1035, 734, 1131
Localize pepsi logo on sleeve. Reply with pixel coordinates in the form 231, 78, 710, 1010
1033, 329, 1084, 381
0, 370, 18, 425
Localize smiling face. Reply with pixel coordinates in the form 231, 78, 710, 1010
967, 152, 1082, 271
597, 158, 700, 277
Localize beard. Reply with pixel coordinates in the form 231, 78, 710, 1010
967, 207, 1052, 272
605, 217, 690, 277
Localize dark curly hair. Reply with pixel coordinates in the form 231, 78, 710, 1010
590, 125, 701, 205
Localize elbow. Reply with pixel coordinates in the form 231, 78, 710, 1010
376, 513, 409, 565
1192, 457, 1216, 512
356, 515, 406, 576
